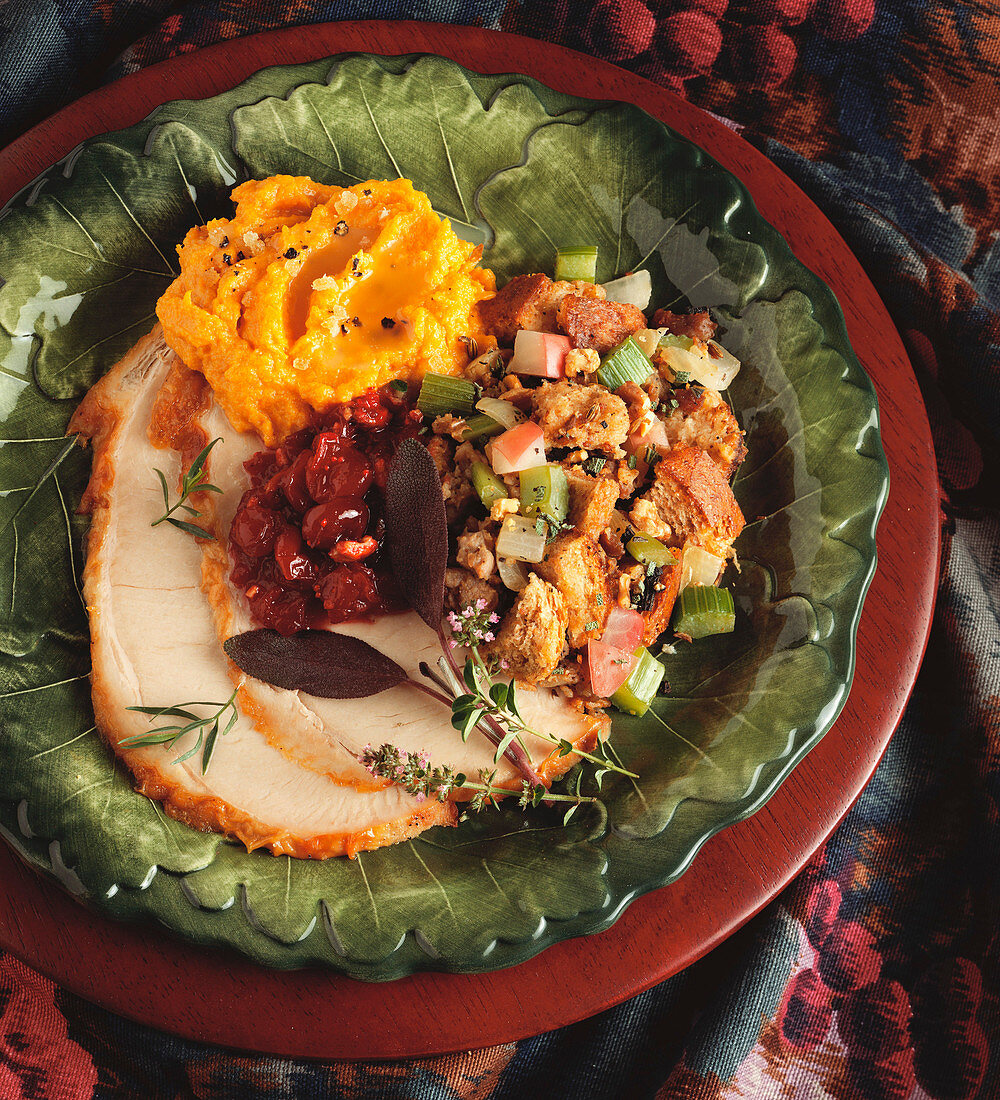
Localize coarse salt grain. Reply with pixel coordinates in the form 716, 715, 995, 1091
312, 275, 338, 291
334, 192, 358, 215
242, 230, 264, 255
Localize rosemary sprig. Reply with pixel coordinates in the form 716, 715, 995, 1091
122, 685, 240, 773
358, 742, 597, 824
437, 603, 637, 784
151, 437, 223, 538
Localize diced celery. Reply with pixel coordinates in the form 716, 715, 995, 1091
610, 647, 666, 715
658, 333, 699, 353
416, 372, 479, 416
460, 413, 505, 441
673, 585, 736, 638
626, 532, 677, 568
597, 336, 654, 390
470, 461, 508, 511
519, 464, 569, 526
555, 246, 598, 283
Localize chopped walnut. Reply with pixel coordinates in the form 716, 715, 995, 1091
564, 347, 601, 380
629, 498, 672, 541
490, 497, 520, 522
431, 414, 468, 442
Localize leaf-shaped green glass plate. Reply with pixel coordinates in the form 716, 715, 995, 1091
0, 54, 888, 979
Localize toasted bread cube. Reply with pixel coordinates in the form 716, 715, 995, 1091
639, 445, 745, 558
565, 467, 620, 536
536, 532, 617, 648
557, 295, 646, 354
477, 274, 603, 345
532, 379, 630, 455
661, 387, 746, 477
488, 574, 568, 685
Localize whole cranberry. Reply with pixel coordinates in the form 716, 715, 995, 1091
273, 428, 314, 469
315, 563, 381, 621
302, 498, 368, 549
230, 494, 282, 558
243, 449, 278, 487
278, 449, 314, 513
273, 527, 321, 586
306, 443, 373, 503
248, 586, 312, 635
351, 391, 390, 429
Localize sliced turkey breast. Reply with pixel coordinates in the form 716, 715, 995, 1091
69, 328, 455, 858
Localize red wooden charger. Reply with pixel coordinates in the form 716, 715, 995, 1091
0, 23, 939, 1060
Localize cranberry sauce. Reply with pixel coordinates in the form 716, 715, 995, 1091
228, 383, 420, 635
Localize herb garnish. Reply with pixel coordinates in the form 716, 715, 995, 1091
442, 603, 637, 787
151, 437, 223, 538
359, 743, 598, 822
384, 437, 449, 631
122, 685, 239, 773
223, 629, 410, 698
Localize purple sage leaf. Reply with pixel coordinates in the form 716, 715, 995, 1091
223, 629, 407, 698
384, 436, 448, 630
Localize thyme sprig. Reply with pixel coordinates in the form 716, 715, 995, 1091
122, 684, 240, 773
151, 437, 223, 538
439, 602, 637, 783
359, 742, 598, 823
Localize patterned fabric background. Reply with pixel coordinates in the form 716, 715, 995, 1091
1, 1, 997, 1097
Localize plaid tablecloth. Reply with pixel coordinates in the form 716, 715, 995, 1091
1, 2, 997, 1097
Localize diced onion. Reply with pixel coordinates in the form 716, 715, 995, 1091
659, 335, 742, 391
703, 341, 742, 389
497, 555, 530, 592
496, 516, 547, 563
608, 508, 630, 537
601, 270, 652, 309
680, 544, 724, 590
632, 327, 667, 359
475, 396, 523, 430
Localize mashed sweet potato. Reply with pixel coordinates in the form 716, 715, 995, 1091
156, 176, 495, 445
